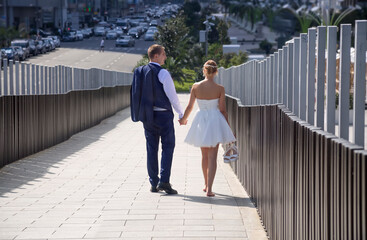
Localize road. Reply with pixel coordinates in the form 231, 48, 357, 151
24, 35, 154, 73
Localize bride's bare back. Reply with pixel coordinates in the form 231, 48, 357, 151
193, 79, 223, 100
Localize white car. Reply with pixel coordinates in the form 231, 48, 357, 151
144, 29, 157, 41
76, 31, 84, 41
114, 27, 123, 37
115, 36, 135, 47
94, 27, 106, 36
106, 30, 118, 40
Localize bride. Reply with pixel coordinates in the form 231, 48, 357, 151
179, 60, 235, 197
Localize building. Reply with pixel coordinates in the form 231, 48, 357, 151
0, 0, 68, 31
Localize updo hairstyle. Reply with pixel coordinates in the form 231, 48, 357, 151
203, 60, 218, 76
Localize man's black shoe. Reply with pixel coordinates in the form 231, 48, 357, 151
157, 182, 178, 194
150, 186, 159, 192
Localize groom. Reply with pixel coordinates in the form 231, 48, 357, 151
131, 44, 184, 194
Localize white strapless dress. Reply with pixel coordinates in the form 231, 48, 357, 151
184, 98, 236, 147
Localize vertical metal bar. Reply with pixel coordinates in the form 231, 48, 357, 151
299, 33, 308, 121
260, 61, 264, 104
21, 62, 25, 95
44, 66, 48, 94
26, 63, 30, 95
257, 62, 261, 105
40, 65, 44, 95
3, 60, 8, 95
35, 64, 39, 95
282, 46, 288, 106
273, 53, 278, 104
9, 60, 14, 95
316, 26, 327, 130
338, 24, 351, 140
31, 64, 35, 95
293, 38, 300, 116
270, 55, 274, 104
0, 60, 2, 96
353, 20, 367, 147
15, 61, 19, 95
307, 28, 317, 125
326, 26, 337, 134
278, 49, 283, 103
287, 42, 294, 111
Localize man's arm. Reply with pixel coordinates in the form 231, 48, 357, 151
158, 69, 184, 118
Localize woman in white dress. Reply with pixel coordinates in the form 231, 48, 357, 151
179, 60, 236, 197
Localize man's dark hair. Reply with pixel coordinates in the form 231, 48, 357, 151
147, 44, 164, 60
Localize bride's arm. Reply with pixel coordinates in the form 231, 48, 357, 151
180, 84, 197, 125
218, 86, 229, 124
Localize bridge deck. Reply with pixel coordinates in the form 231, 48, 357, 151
0, 94, 266, 240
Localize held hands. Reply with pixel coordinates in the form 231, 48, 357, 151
178, 118, 188, 126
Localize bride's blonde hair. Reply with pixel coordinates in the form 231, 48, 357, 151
203, 60, 218, 75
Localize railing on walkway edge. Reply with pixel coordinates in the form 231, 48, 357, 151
0, 63, 133, 168
217, 20, 367, 240
217, 20, 367, 148
226, 97, 366, 240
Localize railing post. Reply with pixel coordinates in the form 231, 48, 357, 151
299, 33, 307, 121
338, 24, 351, 140
278, 49, 283, 103
40, 65, 44, 95
269, 55, 274, 104
3, 60, 8, 95
273, 53, 278, 104
31, 64, 35, 95
256, 61, 261, 105
353, 20, 367, 147
9, 60, 14, 95
316, 26, 327, 129
282, 46, 288, 106
44, 66, 48, 94
307, 28, 317, 125
21, 62, 25, 95
15, 61, 20, 95
287, 41, 294, 111
26, 63, 30, 95
293, 38, 300, 116
326, 26, 337, 134
35, 64, 39, 95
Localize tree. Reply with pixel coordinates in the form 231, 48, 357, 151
155, 15, 189, 61
259, 39, 273, 55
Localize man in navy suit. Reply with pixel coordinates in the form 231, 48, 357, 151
131, 44, 184, 194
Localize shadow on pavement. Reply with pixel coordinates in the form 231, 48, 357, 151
0, 109, 131, 198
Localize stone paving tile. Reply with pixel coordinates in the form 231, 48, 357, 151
0, 94, 267, 240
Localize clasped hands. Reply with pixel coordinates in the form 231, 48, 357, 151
178, 118, 188, 125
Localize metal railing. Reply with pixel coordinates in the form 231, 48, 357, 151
0, 62, 132, 168
217, 20, 367, 148
217, 20, 367, 240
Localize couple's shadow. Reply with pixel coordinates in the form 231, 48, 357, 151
162, 193, 255, 208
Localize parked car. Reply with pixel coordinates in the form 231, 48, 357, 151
11, 40, 30, 58
144, 29, 157, 41
2, 47, 19, 61
150, 20, 158, 26
49, 36, 61, 47
94, 27, 106, 36
81, 29, 90, 38
128, 28, 139, 38
106, 30, 118, 40
116, 20, 129, 33
35, 40, 47, 54
61, 32, 76, 42
114, 27, 123, 37
115, 36, 135, 47
13, 46, 27, 61
42, 38, 54, 51
76, 31, 84, 41
28, 39, 39, 55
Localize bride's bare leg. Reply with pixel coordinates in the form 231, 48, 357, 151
200, 147, 209, 192
206, 145, 219, 197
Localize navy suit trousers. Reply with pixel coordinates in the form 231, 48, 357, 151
143, 111, 175, 187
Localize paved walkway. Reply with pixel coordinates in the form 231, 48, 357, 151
0, 94, 267, 240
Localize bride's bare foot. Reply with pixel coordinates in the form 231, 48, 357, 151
203, 186, 207, 192
206, 192, 215, 197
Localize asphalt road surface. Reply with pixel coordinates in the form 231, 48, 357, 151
24, 35, 153, 73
